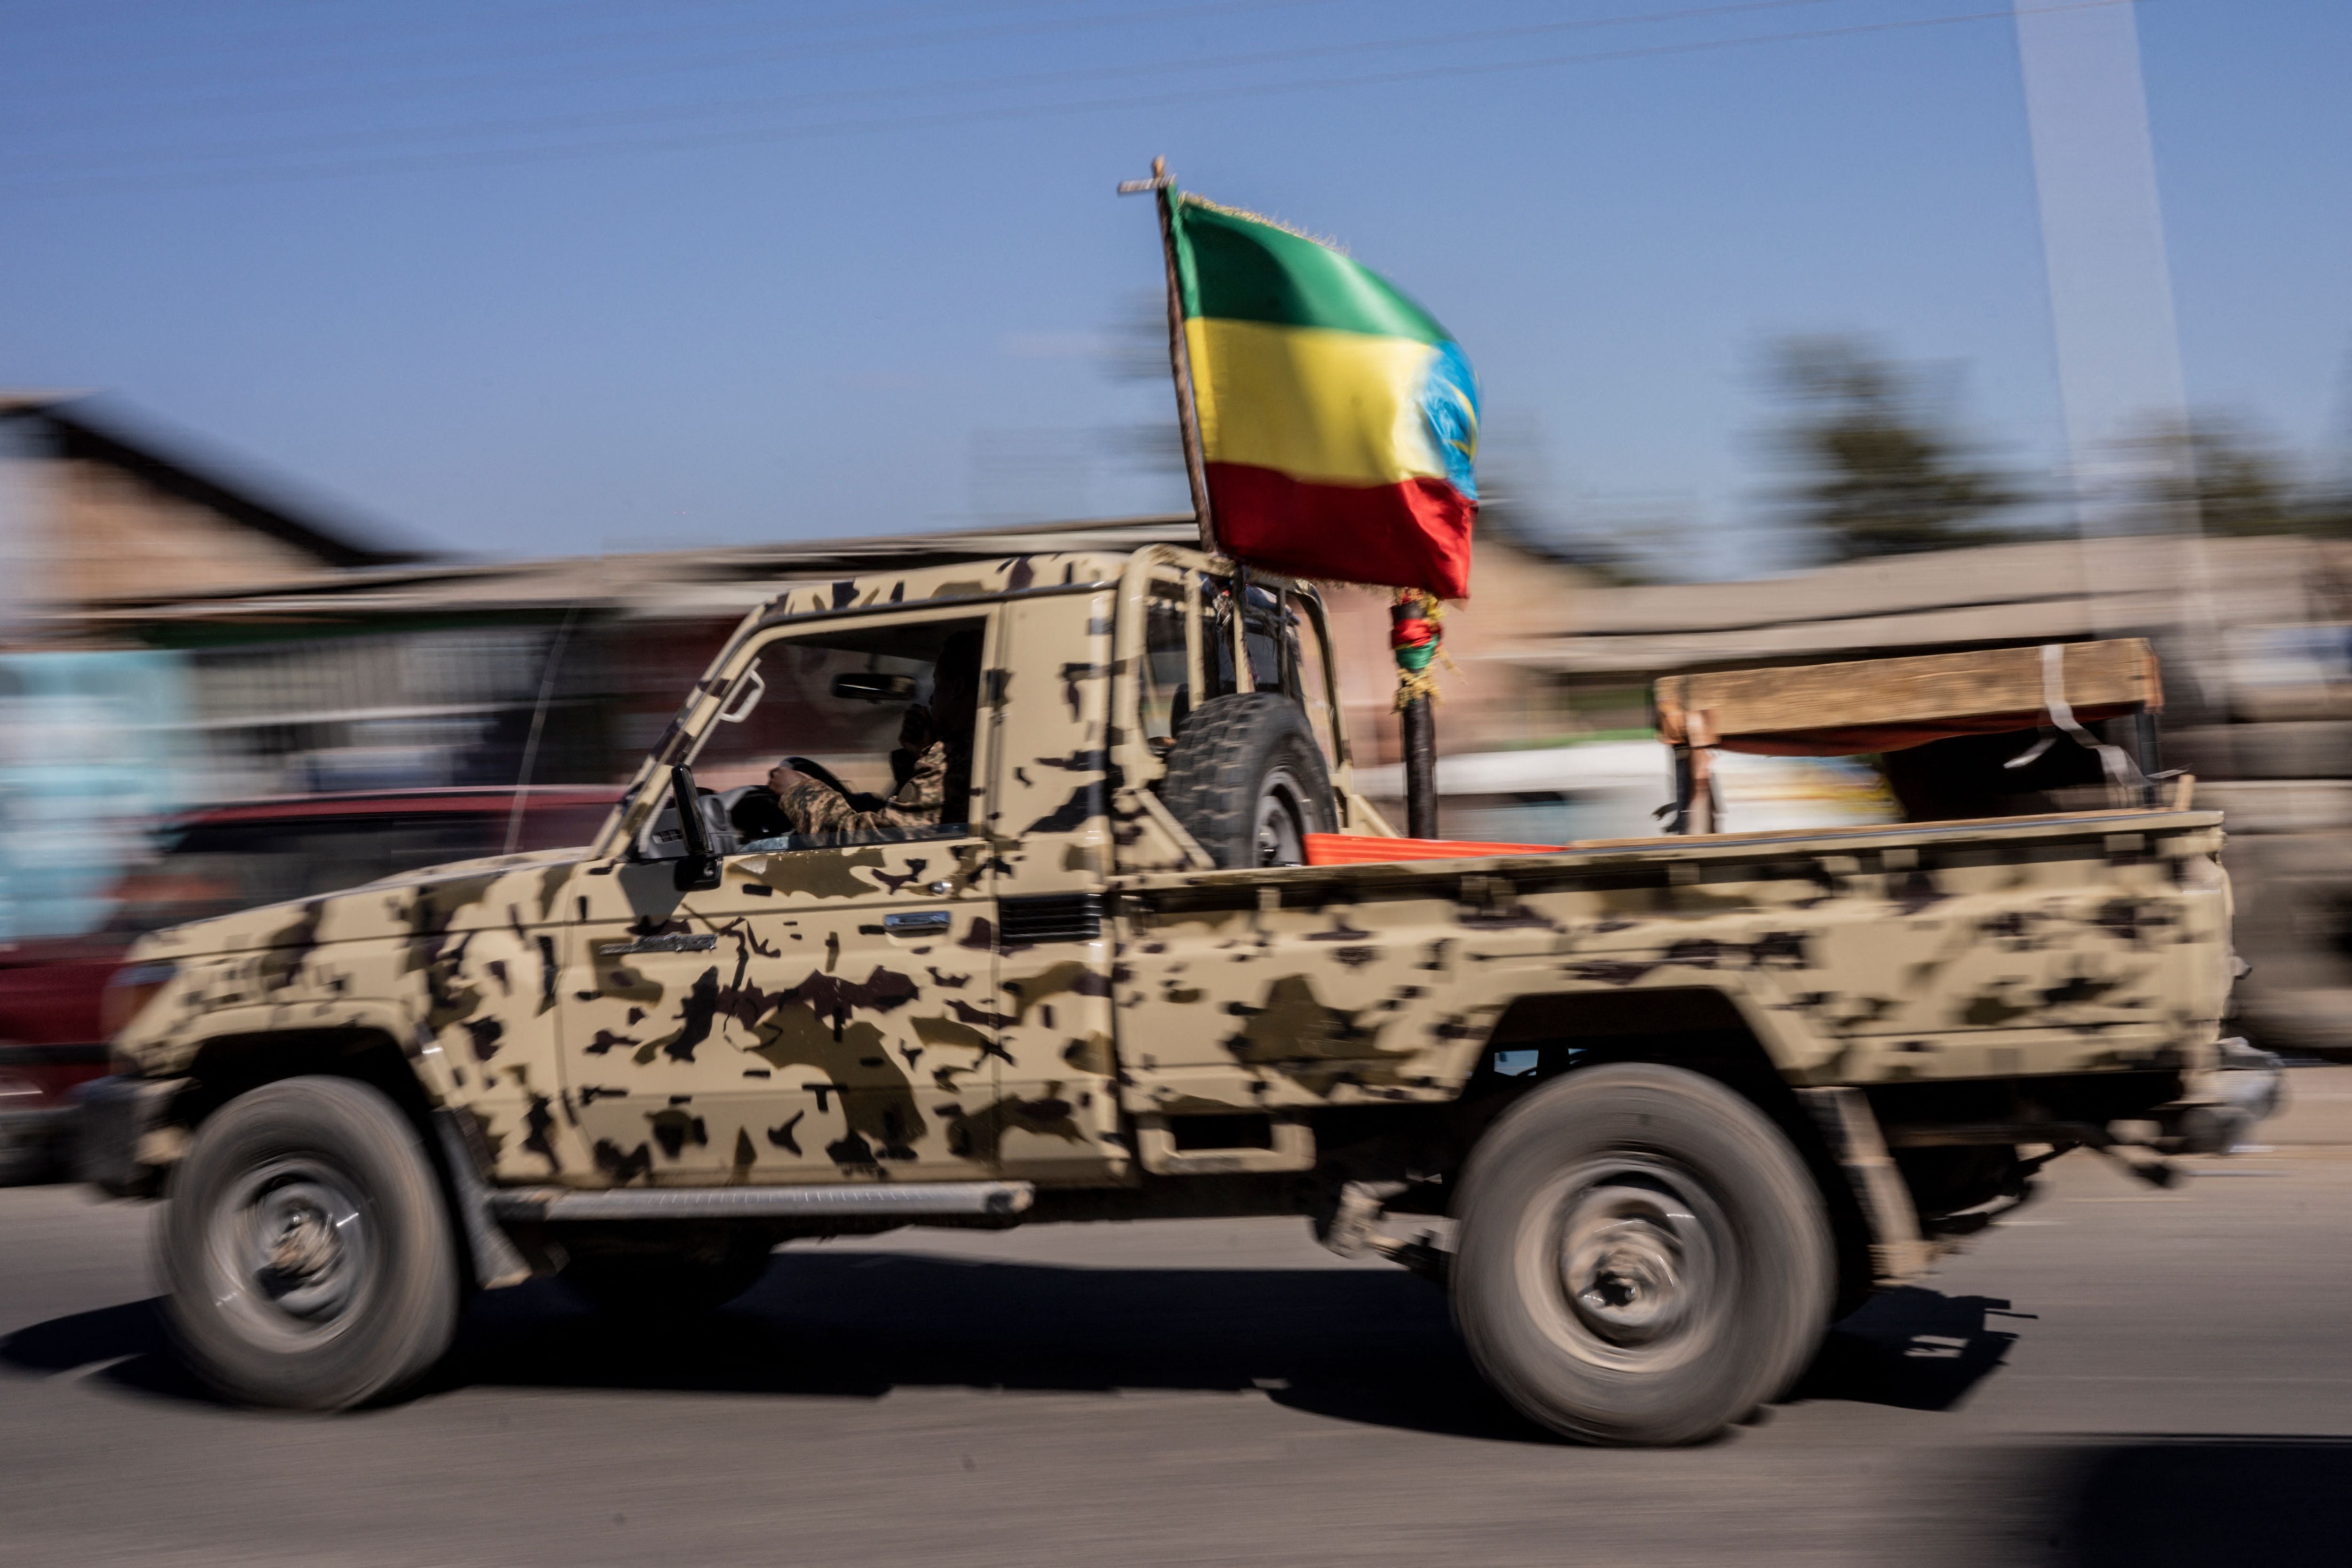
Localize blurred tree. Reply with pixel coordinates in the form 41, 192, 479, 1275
1770, 336, 2024, 561
2127, 415, 2297, 535
2126, 414, 2352, 539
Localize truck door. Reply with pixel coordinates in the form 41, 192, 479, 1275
560, 609, 1001, 1185
969, 585, 1131, 1185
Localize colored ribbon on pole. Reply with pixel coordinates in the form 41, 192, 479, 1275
1390, 587, 1446, 709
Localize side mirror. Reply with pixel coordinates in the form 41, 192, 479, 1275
831, 671, 916, 703
669, 764, 723, 891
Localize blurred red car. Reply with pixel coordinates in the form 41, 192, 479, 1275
0, 787, 615, 1180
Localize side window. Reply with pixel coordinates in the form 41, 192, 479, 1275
1288, 591, 1342, 769
642, 613, 988, 858
1139, 581, 1192, 751
1140, 569, 1338, 773
1200, 573, 1294, 700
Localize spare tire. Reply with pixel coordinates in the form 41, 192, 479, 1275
1158, 692, 1336, 868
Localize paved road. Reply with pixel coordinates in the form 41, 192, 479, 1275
4, 1071, 2350, 1568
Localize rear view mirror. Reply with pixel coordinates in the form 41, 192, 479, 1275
832, 672, 916, 703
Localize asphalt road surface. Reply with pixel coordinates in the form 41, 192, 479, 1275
5, 1071, 2350, 1568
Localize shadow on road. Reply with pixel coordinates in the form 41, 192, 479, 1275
0, 1256, 2025, 1441
454, 1253, 1554, 1441
0, 1297, 215, 1401
1955, 1438, 2352, 1567
1793, 1285, 2024, 1411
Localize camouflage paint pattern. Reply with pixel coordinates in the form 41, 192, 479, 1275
109, 546, 2236, 1197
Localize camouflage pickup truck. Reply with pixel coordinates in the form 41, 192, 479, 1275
87, 544, 2265, 1444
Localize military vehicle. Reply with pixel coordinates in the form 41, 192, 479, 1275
83, 545, 2262, 1444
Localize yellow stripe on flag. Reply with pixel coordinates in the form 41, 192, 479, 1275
1186, 318, 1446, 488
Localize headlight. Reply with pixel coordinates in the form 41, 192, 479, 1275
100, 961, 177, 1041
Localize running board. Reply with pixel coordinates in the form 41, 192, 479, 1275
488, 1180, 1035, 1224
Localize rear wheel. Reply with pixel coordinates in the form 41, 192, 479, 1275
1452, 1064, 1832, 1445
559, 1234, 774, 1318
1157, 692, 1336, 868
160, 1077, 460, 1411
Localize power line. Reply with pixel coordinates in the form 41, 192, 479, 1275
0, 0, 1343, 118
9, 0, 1853, 178
0, 0, 2147, 201
0, 0, 1100, 96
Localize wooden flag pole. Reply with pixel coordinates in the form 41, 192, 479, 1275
1120, 156, 1216, 557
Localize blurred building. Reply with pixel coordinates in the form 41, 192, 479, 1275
0, 394, 417, 618
0, 395, 422, 934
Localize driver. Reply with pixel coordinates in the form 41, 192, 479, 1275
761, 629, 981, 844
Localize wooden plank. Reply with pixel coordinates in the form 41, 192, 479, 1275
1655, 638, 2158, 742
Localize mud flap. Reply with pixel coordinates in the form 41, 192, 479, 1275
1795, 1087, 1933, 1286
431, 1109, 537, 1290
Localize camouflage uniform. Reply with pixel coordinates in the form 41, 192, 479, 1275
771, 739, 968, 844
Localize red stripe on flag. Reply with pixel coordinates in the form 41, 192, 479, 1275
1205, 463, 1475, 599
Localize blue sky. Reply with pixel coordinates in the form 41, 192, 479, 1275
1, 0, 2344, 578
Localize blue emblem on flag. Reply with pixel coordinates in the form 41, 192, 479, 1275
1418, 339, 1480, 499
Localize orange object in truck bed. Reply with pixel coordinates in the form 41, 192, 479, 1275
1303, 833, 1570, 865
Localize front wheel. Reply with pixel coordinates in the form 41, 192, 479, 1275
1452, 1064, 1832, 1445
160, 1077, 460, 1411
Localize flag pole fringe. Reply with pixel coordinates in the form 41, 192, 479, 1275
1175, 192, 1352, 255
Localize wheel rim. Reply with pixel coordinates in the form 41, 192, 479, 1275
204, 1154, 374, 1350
1253, 767, 1309, 867
1519, 1156, 1731, 1374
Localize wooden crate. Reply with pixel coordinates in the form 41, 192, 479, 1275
1654, 638, 2160, 752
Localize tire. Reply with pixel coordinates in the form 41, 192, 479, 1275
559, 1234, 774, 1318
1157, 692, 1336, 868
1452, 1064, 1833, 1446
159, 1077, 460, 1412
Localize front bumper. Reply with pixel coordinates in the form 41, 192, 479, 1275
71, 1075, 182, 1198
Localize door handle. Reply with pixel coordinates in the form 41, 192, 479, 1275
882, 911, 952, 937
596, 933, 716, 955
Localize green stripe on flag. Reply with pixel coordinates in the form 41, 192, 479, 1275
1174, 196, 1448, 344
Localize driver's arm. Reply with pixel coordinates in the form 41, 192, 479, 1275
770, 742, 949, 843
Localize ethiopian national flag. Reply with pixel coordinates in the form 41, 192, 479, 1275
1170, 193, 1478, 599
